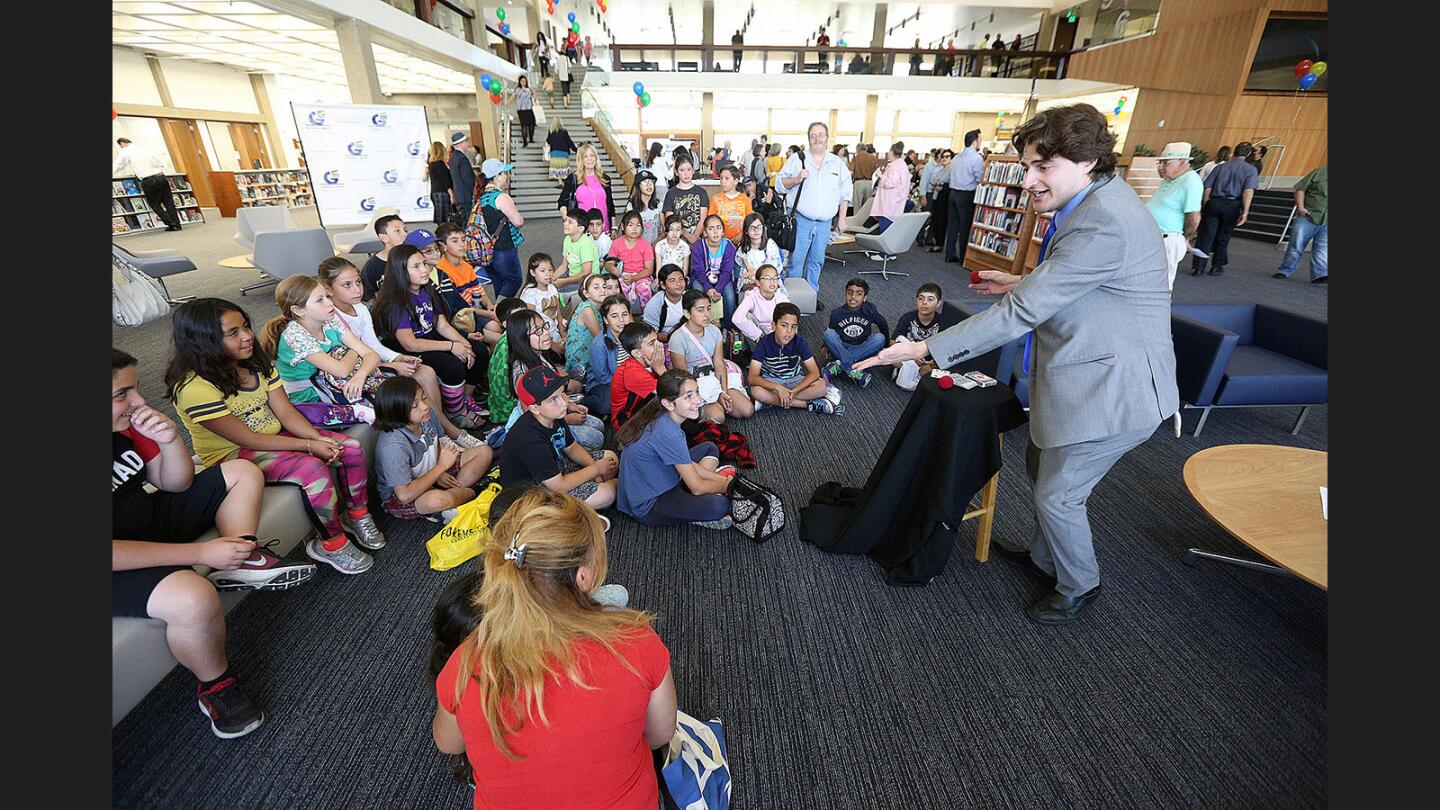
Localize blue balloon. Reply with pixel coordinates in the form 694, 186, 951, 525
481, 74, 493, 91
1298, 71, 1318, 90
632, 81, 645, 96
501, 22, 510, 35
568, 12, 576, 23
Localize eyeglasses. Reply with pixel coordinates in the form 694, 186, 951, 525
420, 244, 442, 254
528, 326, 548, 337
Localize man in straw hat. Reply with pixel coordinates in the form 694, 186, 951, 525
1145, 142, 1203, 289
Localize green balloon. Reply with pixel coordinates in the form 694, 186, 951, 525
641, 92, 652, 106
496, 8, 505, 21
571, 21, 580, 33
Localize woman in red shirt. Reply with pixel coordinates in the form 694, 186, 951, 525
433, 487, 677, 809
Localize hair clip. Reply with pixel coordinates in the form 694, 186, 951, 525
502, 532, 528, 568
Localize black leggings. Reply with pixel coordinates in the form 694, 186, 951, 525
413, 338, 489, 388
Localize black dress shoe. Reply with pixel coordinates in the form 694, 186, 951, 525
1025, 584, 1103, 625
1310, 276, 1327, 284
1207, 266, 1225, 275
1191, 267, 1204, 276
990, 543, 1056, 586
1272, 272, 1288, 279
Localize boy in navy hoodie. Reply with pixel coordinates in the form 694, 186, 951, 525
822, 278, 890, 387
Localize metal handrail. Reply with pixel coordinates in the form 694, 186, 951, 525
609, 42, 1073, 79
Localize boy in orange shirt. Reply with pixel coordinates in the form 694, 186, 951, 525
434, 222, 503, 346
707, 165, 753, 243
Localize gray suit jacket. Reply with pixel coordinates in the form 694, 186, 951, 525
928, 175, 1178, 448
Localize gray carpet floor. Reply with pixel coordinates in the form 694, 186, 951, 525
113, 207, 1327, 808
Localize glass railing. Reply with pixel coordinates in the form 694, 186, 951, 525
609, 44, 1072, 80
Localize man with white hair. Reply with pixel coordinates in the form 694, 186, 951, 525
1144, 142, 1203, 289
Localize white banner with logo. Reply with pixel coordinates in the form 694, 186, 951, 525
290, 102, 433, 227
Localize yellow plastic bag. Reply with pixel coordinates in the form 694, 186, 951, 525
426, 482, 503, 571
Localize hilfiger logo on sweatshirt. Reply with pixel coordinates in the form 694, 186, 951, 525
113, 449, 146, 492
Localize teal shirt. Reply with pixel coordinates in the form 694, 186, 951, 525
565, 300, 599, 376
275, 318, 345, 403
1146, 170, 1203, 234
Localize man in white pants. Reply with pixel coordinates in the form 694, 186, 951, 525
1144, 142, 1203, 289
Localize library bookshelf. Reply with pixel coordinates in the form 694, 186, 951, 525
112, 175, 205, 236
209, 168, 313, 217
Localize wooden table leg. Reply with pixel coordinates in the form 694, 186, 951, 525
974, 433, 1004, 562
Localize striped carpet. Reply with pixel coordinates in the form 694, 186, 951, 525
113, 211, 1327, 808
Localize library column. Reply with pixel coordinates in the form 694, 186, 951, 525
701, 92, 715, 162
473, 71, 501, 161
336, 19, 383, 105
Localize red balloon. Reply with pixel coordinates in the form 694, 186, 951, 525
1294, 59, 1313, 77
970, 270, 982, 284
636, 96, 645, 107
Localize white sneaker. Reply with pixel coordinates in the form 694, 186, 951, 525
824, 384, 843, 406
451, 432, 484, 450
440, 507, 459, 523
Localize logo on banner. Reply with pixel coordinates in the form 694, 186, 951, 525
322, 170, 341, 185
359, 197, 376, 213
382, 170, 399, 184
371, 112, 389, 127
416, 196, 432, 209
406, 141, 422, 156
307, 110, 326, 126
346, 141, 365, 156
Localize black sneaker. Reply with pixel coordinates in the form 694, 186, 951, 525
1272, 273, 1288, 279
197, 676, 265, 739
1310, 276, 1327, 284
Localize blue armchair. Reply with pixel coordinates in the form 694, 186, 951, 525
947, 301, 1028, 403
1171, 303, 1327, 436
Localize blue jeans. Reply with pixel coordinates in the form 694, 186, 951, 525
691, 277, 737, 330
787, 213, 831, 292
1275, 216, 1327, 280
822, 330, 885, 372
489, 247, 523, 298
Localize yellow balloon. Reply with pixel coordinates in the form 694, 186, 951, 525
1310, 61, 1327, 77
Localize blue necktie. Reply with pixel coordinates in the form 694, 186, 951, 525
1022, 222, 1054, 375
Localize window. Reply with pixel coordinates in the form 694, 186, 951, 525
1245, 17, 1327, 93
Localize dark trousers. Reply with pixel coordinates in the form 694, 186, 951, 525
1192, 197, 1242, 272
634, 443, 731, 526
453, 198, 473, 228
141, 173, 181, 229
928, 188, 949, 248
430, 192, 453, 226
733, 50, 742, 70
517, 109, 537, 145
945, 188, 976, 261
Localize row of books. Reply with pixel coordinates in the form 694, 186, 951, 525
112, 194, 201, 215
975, 184, 1028, 209
969, 229, 1019, 259
974, 208, 1023, 234
1033, 214, 1053, 241
111, 176, 194, 197
235, 170, 310, 187
983, 161, 1026, 185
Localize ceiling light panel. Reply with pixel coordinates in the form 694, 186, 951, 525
112, 14, 182, 30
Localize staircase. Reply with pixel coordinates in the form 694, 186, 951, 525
1232, 188, 1294, 244
506, 68, 628, 222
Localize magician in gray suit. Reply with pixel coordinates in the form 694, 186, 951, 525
857, 104, 1179, 624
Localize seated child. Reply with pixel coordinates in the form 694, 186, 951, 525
519, 252, 565, 344
499, 368, 619, 509
586, 207, 614, 260
731, 263, 789, 344
706, 165, 753, 243
654, 217, 692, 281
616, 369, 736, 529
114, 348, 315, 739
642, 264, 690, 343
554, 210, 598, 303
668, 289, 753, 424
823, 277, 890, 388
167, 299, 382, 574
586, 294, 634, 419
610, 321, 668, 430
484, 297, 532, 425
890, 281, 962, 391
319, 256, 485, 441
360, 214, 408, 301
373, 377, 495, 521
434, 222, 503, 347
748, 303, 842, 414
504, 308, 606, 450
260, 275, 382, 425
607, 210, 656, 309
564, 274, 608, 384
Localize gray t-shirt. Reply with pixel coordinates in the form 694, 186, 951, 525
670, 323, 722, 371
375, 410, 444, 503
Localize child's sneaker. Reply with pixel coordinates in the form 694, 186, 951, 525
451, 431, 485, 450
439, 507, 459, 523
462, 395, 490, 419
197, 676, 264, 739
447, 409, 479, 429
808, 397, 836, 414
850, 369, 873, 389
342, 513, 386, 550
696, 515, 734, 530
824, 384, 843, 406
305, 536, 374, 575
824, 360, 843, 380
206, 540, 317, 592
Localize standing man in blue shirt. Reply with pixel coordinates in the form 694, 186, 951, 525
946, 130, 985, 263
448, 132, 477, 227
778, 121, 853, 298
1190, 141, 1259, 276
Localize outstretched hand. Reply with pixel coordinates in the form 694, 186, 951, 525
969, 269, 1022, 295
853, 340, 929, 371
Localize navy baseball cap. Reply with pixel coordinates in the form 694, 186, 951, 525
403, 229, 439, 250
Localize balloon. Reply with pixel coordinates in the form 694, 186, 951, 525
636, 96, 645, 107
572, 21, 580, 33
568, 12, 576, 23
640, 91, 652, 106
481, 74, 493, 91
496, 8, 505, 21
501, 22, 510, 35
1294, 59, 1313, 77
1310, 61, 1327, 77
632, 81, 645, 95
1298, 72, 1318, 90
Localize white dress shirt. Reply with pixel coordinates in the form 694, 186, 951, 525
112, 144, 168, 179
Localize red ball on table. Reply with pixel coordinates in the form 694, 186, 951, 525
937, 374, 954, 390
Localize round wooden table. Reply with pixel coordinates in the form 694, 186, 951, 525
1182, 444, 1327, 589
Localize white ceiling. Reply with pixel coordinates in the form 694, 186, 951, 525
112, 0, 477, 94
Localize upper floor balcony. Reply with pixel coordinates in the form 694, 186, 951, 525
608, 42, 1072, 80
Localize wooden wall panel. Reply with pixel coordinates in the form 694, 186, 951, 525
1122, 89, 1239, 160
1268, 0, 1328, 13
1069, 8, 1269, 97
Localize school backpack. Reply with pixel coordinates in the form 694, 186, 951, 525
729, 476, 785, 543
112, 253, 171, 327
463, 194, 497, 268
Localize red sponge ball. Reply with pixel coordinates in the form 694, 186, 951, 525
970, 270, 982, 284
937, 374, 954, 390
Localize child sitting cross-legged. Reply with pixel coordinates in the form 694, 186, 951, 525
643, 264, 690, 344
731, 263, 789, 345
433, 222, 504, 347
503, 307, 606, 450
564, 273, 609, 387
519, 252, 566, 344
373, 377, 495, 522
616, 369, 736, 529
607, 210, 656, 310
499, 367, 619, 509
586, 294, 635, 422
748, 303, 843, 414
260, 275, 382, 425
889, 281, 963, 391
822, 277, 890, 389
668, 289, 754, 424
610, 321, 669, 430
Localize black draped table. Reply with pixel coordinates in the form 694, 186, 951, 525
800, 375, 1027, 585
